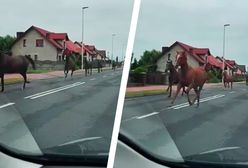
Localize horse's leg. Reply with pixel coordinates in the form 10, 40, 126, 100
195, 87, 201, 107
168, 85, 172, 98
186, 84, 194, 106
181, 86, 185, 96
171, 83, 182, 104
1, 74, 4, 92
20, 73, 27, 90
71, 70, 74, 78
231, 81, 233, 89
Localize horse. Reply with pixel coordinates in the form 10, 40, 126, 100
84, 57, 92, 76
0, 51, 36, 92
223, 71, 233, 89
171, 51, 209, 107
112, 61, 116, 71
97, 60, 103, 73
64, 55, 77, 79
165, 59, 186, 97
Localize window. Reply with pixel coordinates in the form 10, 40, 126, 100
23, 39, 26, 47
36, 39, 44, 47
34, 55, 38, 61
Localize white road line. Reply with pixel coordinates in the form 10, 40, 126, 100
58, 137, 102, 147
173, 94, 225, 110
24, 82, 81, 99
90, 78, 96, 81
0, 103, 15, 109
26, 82, 85, 99
200, 146, 240, 155
136, 112, 159, 119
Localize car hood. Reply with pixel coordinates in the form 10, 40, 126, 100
0, 104, 42, 155
120, 112, 184, 163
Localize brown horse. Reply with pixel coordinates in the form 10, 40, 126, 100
171, 51, 208, 107
84, 57, 92, 76
0, 51, 35, 92
165, 59, 186, 97
223, 71, 233, 89
64, 55, 77, 79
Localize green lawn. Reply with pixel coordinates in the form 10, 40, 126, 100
27, 69, 53, 74
126, 89, 167, 98
4, 78, 23, 85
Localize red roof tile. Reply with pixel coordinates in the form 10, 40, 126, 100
32, 26, 69, 50
176, 41, 210, 64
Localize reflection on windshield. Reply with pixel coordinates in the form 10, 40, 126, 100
0, 0, 132, 163
122, 0, 248, 163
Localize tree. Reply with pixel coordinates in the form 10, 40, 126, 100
131, 58, 139, 70
0, 35, 16, 53
138, 49, 162, 66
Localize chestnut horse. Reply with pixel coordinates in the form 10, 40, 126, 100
0, 51, 36, 92
64, 55, 77, 79
165, 59, 186, 97
171, 51, 209, 107
223, 71, 233, 89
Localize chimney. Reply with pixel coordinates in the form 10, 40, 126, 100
162, 47, 169, 55
16, 32, 24, 38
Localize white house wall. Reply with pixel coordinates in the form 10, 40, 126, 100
157, 44, 200, 72
11, 29, 58, 61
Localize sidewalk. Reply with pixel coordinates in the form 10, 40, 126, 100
4, 67, 113, 81
126, 82, 225, 94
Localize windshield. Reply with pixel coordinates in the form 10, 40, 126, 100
118, 0, 248, 166
0, 0, 133, 164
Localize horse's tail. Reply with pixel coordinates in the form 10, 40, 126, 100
25, 56, 36, 70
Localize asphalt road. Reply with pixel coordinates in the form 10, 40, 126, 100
121, 83, 248, 162
0, 69, 122, 155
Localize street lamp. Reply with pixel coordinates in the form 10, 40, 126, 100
111, 33, 116, 67
81, 6, 89, 70
222, 23, 230, 82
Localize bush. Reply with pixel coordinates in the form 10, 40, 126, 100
207, 71, 221, 83
233, 75, 245, 82
133, 66, 147, 74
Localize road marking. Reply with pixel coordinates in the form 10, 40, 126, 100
90, 78, 96, 81
25, 82, 85, 99
24, 82, 82, 99
58, 137, 102, 147
229, 91, 236, 94
166, 94, 225, 110
200, 146, 240, 155
136, 112, 159, 119
0, 103, 15, 109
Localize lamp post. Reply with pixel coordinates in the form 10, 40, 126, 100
82, 6, 89, 70
111, 33, 116, 67
222, 23, 230, 82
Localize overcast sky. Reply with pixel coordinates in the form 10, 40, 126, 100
134, 0, 248, 67
0, 0, 133, 61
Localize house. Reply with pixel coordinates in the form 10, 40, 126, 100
11, 25, 71, 62
157, 41, 211, 72
215, 57, 234, 75
236, 65, 246, 75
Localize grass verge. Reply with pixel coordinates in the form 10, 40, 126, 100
27, 69, 53, 74
126, 89, 167, 98
3, 78, 23, 85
